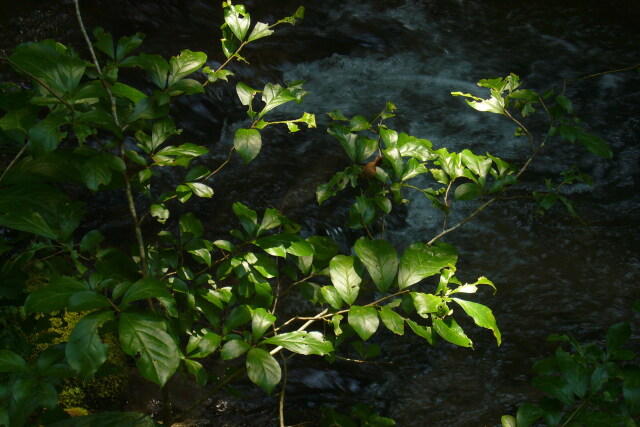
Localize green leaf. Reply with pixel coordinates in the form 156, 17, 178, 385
0, 350, 30, 374
329, 255, 362, 305
412, 293, 442, 317
405, 319, 434, 345
246, 347, 281, 394
606, 322, 631, 355
515, 403, 544, 427
555, 95, 573, 113
452, 298, 501, 346
187, 331, 221, 358
10, 41, 86, 94
260, 82, 306, 117
221, 339, 251, 360
379, 306, 405, 335
224, 3, 251, 41
454, 182, 483, 201
321, 286, 343, 310
168, 49, 207, 87
262, 331, 333, 355
577, 130, 613, 159
354, 238, 398, 293
185, 359, 208, 386
224, 305, 252, 334
186, 182, 214, 198
82, 155, 112, 191
248, 22, 274, 42
119, 311, 180, 387
348, 305, 379, 341
432, 317, 472, 347
251, 308, 276, 341
28, 113, 68, 156
67, 291, 112, 312
179, 212, 204, 238
0, 210, 58, 240
234, 128, 262, 164
79, 230, 105, 253
66, 310, 113, 379
121, 53, 169, 89
24, 276, 87, 313
397, 242, 458, 289
232, 202, 258, 236
120, 278, 172, 306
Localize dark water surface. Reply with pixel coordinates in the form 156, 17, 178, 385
2, 0, 640, 425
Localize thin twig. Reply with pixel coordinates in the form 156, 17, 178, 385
565, 63, 640, 83
0, 142, 28, 185
73, 0, 120, 126
205, 147, 235, 181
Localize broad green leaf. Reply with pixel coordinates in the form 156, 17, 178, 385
329, 255, 362, 305
606, 322, 631, 355
79, 229, 105, 253
234, 128, 262, 164
82, 155, 112, 191
515, 403, 544, 427
348, 305, 379, 341
397, 242, 457, 289
179, 212, 204, 238
67, 291, 112, 312
321, 286, 343, 310
115, 32, 144, 61
577, 130, 613, 159
260, 82, 306, 117
224, 3, 251, 41
186, 182, 213, 198
0, 210, 57, 240
354, 238, 398, 293
155, 143, 206, 158
412, 293, 442, 317
66, 310, 113, 379
251, 308, 276, 341
379, 306, 404, 335
185, 358, 208, 386
187, 331, 221, 358
454, 182, 483, 201
168, 49, 207, 87
248, 22, 274, 42
224, 305, 252, 334
24, 276, 87, 313
246, 347, 281, 394
405, 319, 434, 345
119, 311, 180, 386
10, 41, 86, 94
28, 113, 68, 156
232, 202, 258, 236
121, 53, 169, 89
532, 375, 574, 406
262, 331, 333, 355
432, 317, 472, 347
379, 127, 398, 148
0, 350, 30, 374
452, 298, 501, 346
221, 339, 251, 360
120, 278, 172, 306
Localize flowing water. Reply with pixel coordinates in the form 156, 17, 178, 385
2, 0, 640, 425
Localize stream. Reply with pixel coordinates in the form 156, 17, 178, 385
2, 0, 640, 425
